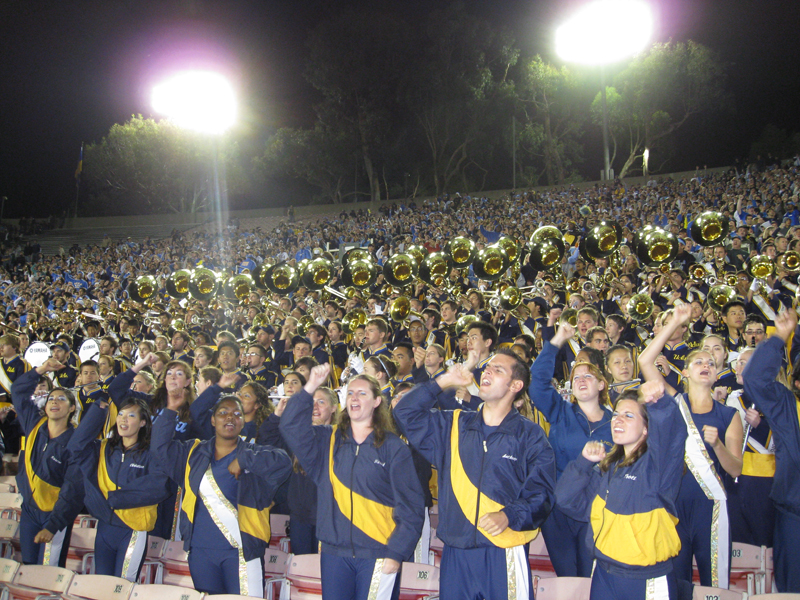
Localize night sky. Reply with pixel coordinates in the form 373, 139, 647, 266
1, 0, 799, 218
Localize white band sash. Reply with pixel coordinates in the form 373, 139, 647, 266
0, 362, 13, 395
752, 293, 777, 322
676, 394, 729, 588
199, 466, 263, 598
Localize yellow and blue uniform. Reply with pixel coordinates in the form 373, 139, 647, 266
673, 394, 737, 588
151, 408, 292, 596
725, 389, 775, 547
743, 336, 800, 592
555, 394, 687, 600
529, 340, 613, 577
67, 403, 169, 580
0, 354, 30, 398
394, 380, 555, 600
11, 370, 84, 566
280, 389, 425, 600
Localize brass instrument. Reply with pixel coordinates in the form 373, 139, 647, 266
388, 295, 422, 324
251, 259, 275, 291
264, 263, 300, 295
420, 252, 452, 287
584, 220, 623, 259
382, 253, 418, 288
707, 284, 737, 313
496, 236, 521, 264
296, 315, 316, 336
748, 255, 774, 280
128, 275, 157, 303
455, 314, 480, 337
166, 270, 191, 299
341, 259, 379, 290
688, 264, 709, 284
341, 308, 368, 334
342, 247, 372, 265
627, 293, 654, 321
528, 226, 565, 272
223, 274, 254, 301
559, 308, 578, 327
189, 268, 221, 301
406, 244, 428, 267
301, 257, 334, 291
778, 251, 800, 274
445, 237, 477, 268
635, 227, 678, 268
689, 211, 729, 247
472, 244, 510, 282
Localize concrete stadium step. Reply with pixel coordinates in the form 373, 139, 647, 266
31, 224, 195, 256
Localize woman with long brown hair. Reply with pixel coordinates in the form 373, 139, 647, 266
280, 364, 424, 600
555, 380, 687, 600
638, 302, 742, 589
529, 320, 614, 577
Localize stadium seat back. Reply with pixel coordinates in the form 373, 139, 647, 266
63, 574, 135, 600
129, 583, 204, 600
398, 562, 439, 600
535, 576, 591, 600
6, 565, 73, 600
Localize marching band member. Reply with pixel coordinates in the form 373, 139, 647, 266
281, 365, 425, 600
529, 321, 613, 577
742, 310, 800, 592
395, 349, 555, 600
152, 394, 292, 596
639, 303, 742, 589
11, 358, 83, 566
556, 380, 687, 600
67, 398, 169, 580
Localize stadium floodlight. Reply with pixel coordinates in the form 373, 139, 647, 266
555, 0, 653, 65
556, 0, 653, 180
151, 71, 237, 135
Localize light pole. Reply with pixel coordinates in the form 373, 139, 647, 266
151, 70, 237, 230
555, 0, 653, 181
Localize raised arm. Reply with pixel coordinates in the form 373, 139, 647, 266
150, 408, 192, 484
637, 303, 692, 393
278, 364, 335, 483
394, 368, 469, 469
107, 367, 150, 407
639, 381, 688, 493
528, 323, 575, 422
66, 401, 105, 473
12, 358, 63, 434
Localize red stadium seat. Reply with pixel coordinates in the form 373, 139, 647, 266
398, 562, 439, 600
534, 576, 591, 600
691, 586, 744, 600
159, 541, 192, 589
138, 537, 168, 585
0, 521, 19, 560
263, 548, 290, 600
62, 574, 135, 600
5, 565, 74, 600
528, 533, 554, 579
728, 542, 766, 595
128, 584, 204, 600
0, 496, 22, 522
65, 527, 96, 575
269, 514, 291, 553
278, 554, 322, 599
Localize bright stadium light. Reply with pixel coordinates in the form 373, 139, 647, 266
151, 71, 237, 134
555, 0, 653, 180
555, 0, 653, 65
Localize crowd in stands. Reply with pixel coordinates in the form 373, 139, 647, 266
1, 158, 800, 599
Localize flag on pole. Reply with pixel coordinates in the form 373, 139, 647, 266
75, 143, 83, 181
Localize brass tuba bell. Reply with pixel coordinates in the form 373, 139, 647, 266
224, 274, 254, 301
707, 284, 737, 313
341, 308, 368, 334
626, 293, 654, 321
341, 259, 378, 290
445, 237, 477, 268
265, 263, 300, 295
188, 268, 220, 301
472, 244, 510, 282
382, 253, 419, 288
301, 257, 334, 291
420, 252, 452, 287
389, 295, 423, 324
748, 255, 774, 280
778, 251, 800, 274
584, 220, 623, 259
689, 211, 730, 247
128, 275, 157, 303
166, 270, 191, 299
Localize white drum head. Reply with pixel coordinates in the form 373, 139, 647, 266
79, 338, 101, 363
24, 342, 51, 368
